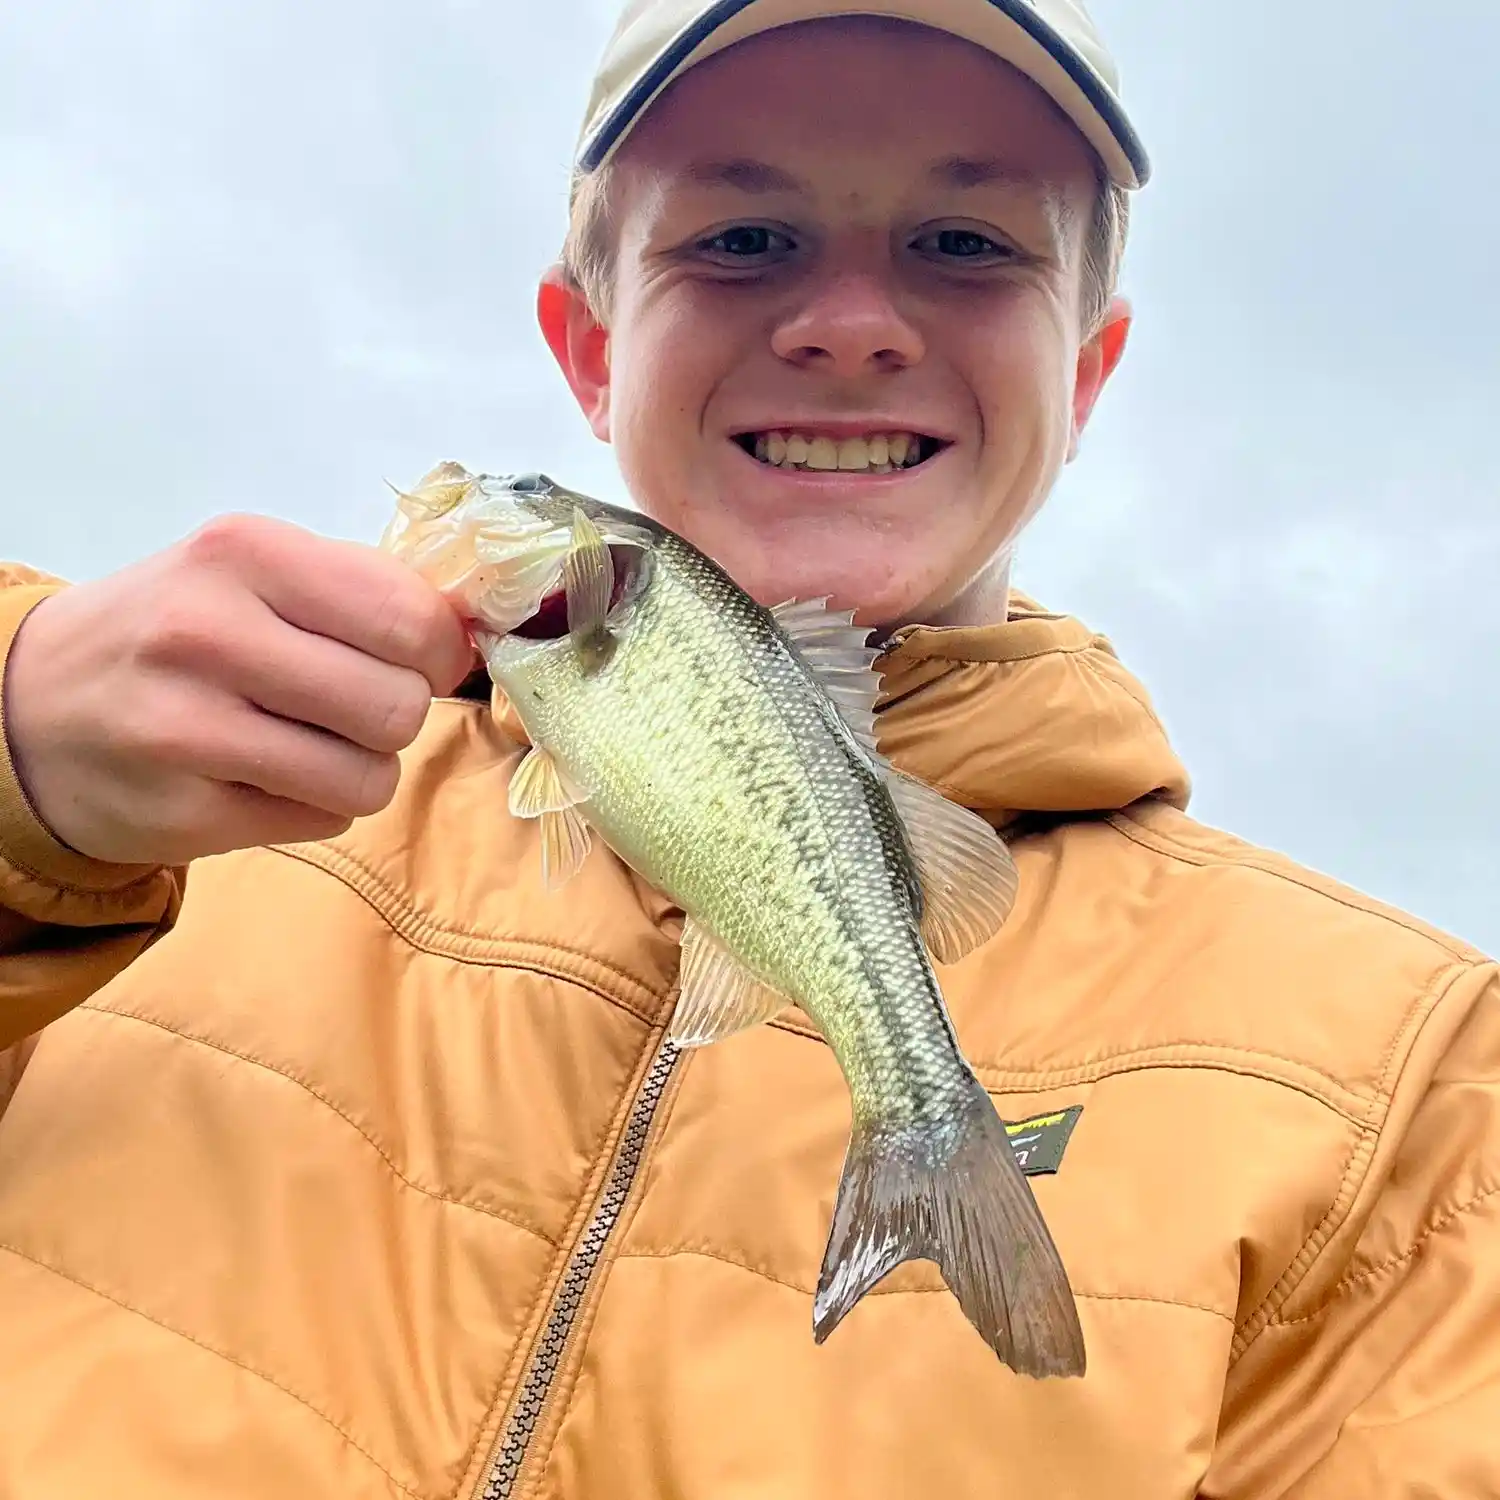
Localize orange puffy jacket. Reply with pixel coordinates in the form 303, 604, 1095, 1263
1, 566, 1497, 1500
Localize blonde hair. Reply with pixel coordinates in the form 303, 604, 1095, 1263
559, 162, 1131, 337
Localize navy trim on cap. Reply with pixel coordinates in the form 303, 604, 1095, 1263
577, 0, 1151, 185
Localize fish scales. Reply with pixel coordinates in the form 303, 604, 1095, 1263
515, 525, 963, 1119
381, 465, 1088, 1378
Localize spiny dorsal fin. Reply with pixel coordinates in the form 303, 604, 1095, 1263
884, 770, 1020, 965
508, 745, 592, 890
772, 596, 884, 757
667, 917, 790, 1046
770, 596, 1019, 962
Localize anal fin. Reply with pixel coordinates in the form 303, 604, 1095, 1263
668, 918, 789, 1046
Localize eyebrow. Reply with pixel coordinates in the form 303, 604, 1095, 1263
929, 155, 1043, 190
686, 155, 1065, 202
680, 153, 1076, 239
685, 158, 807, 193
930, 155, 1078, 237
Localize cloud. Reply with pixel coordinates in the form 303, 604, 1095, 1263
1, 0, 1494, 951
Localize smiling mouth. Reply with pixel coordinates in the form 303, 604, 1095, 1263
732, 429, 947, 474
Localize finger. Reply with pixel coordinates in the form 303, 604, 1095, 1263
163, 784, 357, 860
216, 595, 437, 755
186, 515, 477, 694
91, 768, 359, 865
195, 702, 404, 821
213, 786, 356, 852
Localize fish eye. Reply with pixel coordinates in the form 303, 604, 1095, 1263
508, 473, 554, 495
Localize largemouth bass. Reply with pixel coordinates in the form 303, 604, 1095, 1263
381, 463, 1086, 1377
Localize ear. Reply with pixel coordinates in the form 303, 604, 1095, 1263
537, 265, 612, 443
1067, 295, 1131, 462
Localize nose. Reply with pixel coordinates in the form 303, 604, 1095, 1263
770, 270, 925, 376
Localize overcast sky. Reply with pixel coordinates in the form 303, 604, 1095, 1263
2, 0, 1495, 953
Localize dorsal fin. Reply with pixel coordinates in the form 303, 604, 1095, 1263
771, 596, 1019, 963
885, 770, 1020, 965
771, 596, 884, 756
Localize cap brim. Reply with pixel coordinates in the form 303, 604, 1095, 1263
578, 0, 1149, 188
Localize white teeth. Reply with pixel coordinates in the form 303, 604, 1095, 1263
744, 429, 930, 473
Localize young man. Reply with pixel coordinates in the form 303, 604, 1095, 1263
0, 2, 1495, 1496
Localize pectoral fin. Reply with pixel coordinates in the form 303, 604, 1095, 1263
563, 507, 615, 642
667, 918, 789, 1046
884, 770, 1019, 965
508, 745, 592, 889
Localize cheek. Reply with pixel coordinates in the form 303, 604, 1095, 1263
955, 295, 1077, 443
606, 302, 718, 484
943, 303, 1080, 554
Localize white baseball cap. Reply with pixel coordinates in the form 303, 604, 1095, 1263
576, 0, 1150, 190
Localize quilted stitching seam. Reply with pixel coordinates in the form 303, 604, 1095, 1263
0, 1241, 422, 1499
77, 1004, 558, 1244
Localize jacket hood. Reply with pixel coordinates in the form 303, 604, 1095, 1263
489, 590, 1190, 831
875, 592, 1190, 829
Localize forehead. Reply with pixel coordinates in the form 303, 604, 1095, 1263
614, 17, 1098, 215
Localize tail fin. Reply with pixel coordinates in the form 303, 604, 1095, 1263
813, 1079, 1087, 1378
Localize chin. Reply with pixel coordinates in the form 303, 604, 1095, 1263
631, 459, 987, 628
692, 519, 955, 630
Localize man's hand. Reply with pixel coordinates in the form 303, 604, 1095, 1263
3, 514, 476, 866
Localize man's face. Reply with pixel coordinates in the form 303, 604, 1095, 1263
541, 18, 1129, 628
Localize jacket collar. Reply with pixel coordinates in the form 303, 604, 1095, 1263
874, 592, 1190, 829
475, 590, 1191, 831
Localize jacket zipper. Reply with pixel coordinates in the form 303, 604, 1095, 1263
479, 1036, 682, 1499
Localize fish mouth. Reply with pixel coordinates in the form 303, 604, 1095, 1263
511, 543, 644, 641
731, 427, 949, 475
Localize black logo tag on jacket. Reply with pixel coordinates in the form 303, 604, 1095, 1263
1004, 1106, 1083, 1176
